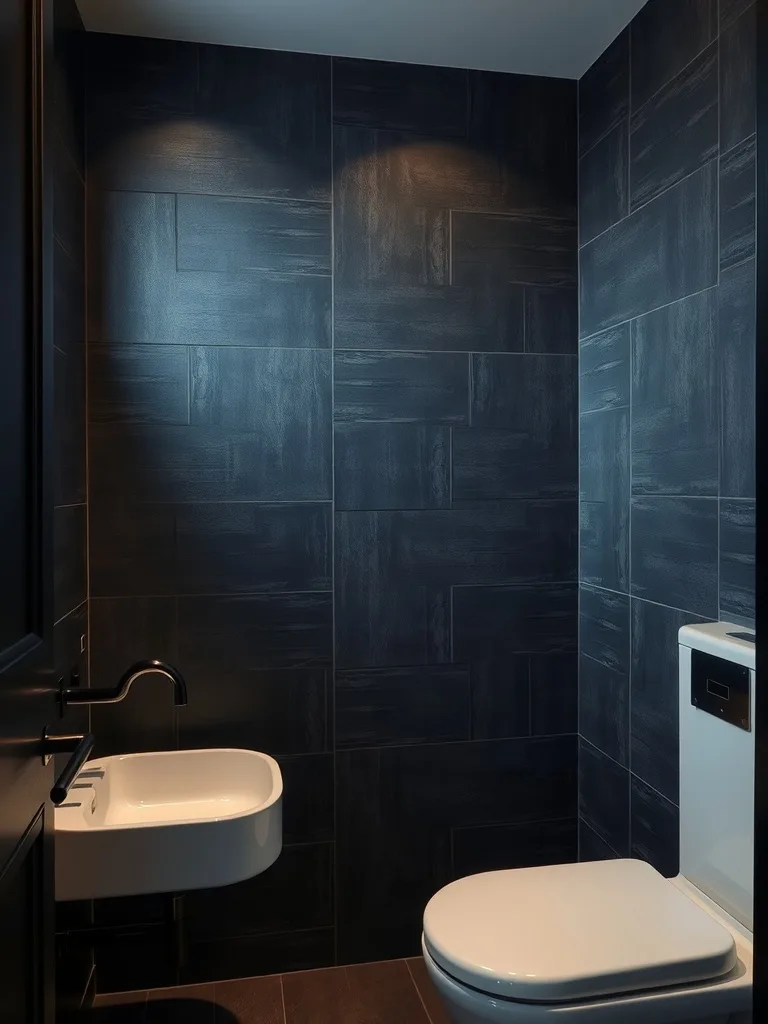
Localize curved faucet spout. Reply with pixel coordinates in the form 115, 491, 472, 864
61, 660, 188, 708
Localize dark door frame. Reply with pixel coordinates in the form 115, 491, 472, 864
755, 0, 767, 1014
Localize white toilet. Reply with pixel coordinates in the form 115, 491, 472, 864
422, 623, 755, 1024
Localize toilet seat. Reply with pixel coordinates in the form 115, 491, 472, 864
423, 859, 737, 1004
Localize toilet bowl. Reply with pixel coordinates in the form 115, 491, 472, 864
422, 860, 752, 1023
421, 623, 756, 1024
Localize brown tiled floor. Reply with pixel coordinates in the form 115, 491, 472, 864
85, 958, 451, 1024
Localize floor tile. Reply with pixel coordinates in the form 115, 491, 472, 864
406, 958, 452, 1024
282, 960, 430, 1024
213, 976, 285, 1024
145, 984, 216, 1023
89, 992, 148, 1023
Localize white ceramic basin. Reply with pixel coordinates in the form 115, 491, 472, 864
55, 748, 282, 901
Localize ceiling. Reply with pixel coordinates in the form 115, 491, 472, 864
75, 0, 647, 80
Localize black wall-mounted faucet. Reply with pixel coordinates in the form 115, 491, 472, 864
60, 660, 188, 710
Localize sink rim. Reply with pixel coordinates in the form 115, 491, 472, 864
54, 747, 283, 833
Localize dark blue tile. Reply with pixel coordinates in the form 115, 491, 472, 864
720, 3, 756, 152
470, 657, 530, 740
580, 408, 629, 592
720, 499, 755, 626
631, 289, 718, 496
333, 58, 467, 137
176, 194, 332, 275
54, 342, 86, 506
579, 585, 630, 674
336, 666, 470, 749
452, 427, 576, 503
579, 324, 630, 414
453, 211, 577, 289
631, 599, 709, 804
579, 654, 629, 767
529, 653, 578, 736
453, 583, 578, 661
579, 28, 629, 157
579, 161, 717, 337
631, 776, 679, 878
334, 282, 524, 353
334, 351, 468, 424
579, 122, 628, 244
719, 259, 756, 498
630, 42, 717, 211
578, 739, 629, 856
524, 287, 578, 354
54, 504, 87, 621
88, 344, 189, 424
452, 819, 577, 878
721, 0, 754, 28
720, 135, 756, 272
630, 0, 717, 110
471, 353, 577, 429
335, 423, 450, 510
630, 498, 718, 617
579, 818, 619, 861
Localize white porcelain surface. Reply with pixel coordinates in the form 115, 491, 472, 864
422, 878, 752, 1022
679, 623, 755, 930
424, 860, 736, 1004
55, 748, 282, 901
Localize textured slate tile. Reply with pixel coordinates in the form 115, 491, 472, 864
53, 234, 84, 354
579, 28, 629, 157
579, 818, 619, 861
580, 161, 717, 337
579, 324, 630, 414
333, 57, 467, 137
719, 259, 756, 498
335, 423, 450, 510
336, 736, 576, 961
579, 408, 629, 592
452, 819, 577, 878
89, 498, 175, 597
52, 0, 85, 176
89, 191, 331, 348
630, 43, 718, 211
334, 351, 468, 424
53, 601, 87, 686
468, 71, 577, 217
53, 129, 85, 265
631, 289, 718, 496
720, 134, 756, 271
720, 499, 756, 626
176, 194, 331, 275
88, 344, 189, 424
630, 0, 717, 111
336, 666, 470, 748
578, 739, 629, 856
178, 593, 333, 672
334, 282, 524, 353
631, 600, 709, 804
579, 585, 630, 673
54, 504, 87, 622
186, 843, 333, 941
334, 126, 448, 287
452, 426, 576, 503
470, 657, 530, 740
524, 287, 578, 354
530, 653, 578, 736
336, 509, 576, 668
54, 343, 86, 506
453, 584, 578, 660
278, 753, 335, 844
471, 353, 577, 429
721, 0, 754, 29
579, 122, 628, 245
89, 597, 178, 757
631, 776, 680, 878
720, 3, 756, 152
579, 654, 629, 767
453, 211, 577, 289
89, 37, 332, 199
630, 498, 718, 617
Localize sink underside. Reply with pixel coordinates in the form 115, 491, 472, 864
55, 748, 283, 901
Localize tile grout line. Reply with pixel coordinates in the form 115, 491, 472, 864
405, 958, 435, 1024
579, 282, 720, 343
576, 68, 582, 861
329, 54, 339, 971
279, 974, 288, 1024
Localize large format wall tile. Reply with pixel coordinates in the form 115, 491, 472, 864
579, 29, 629, 157
631, 289, 718, 496
720, 3, 756, 152
720, 135, 756, 271
578, 739, 629, 856
720, 499, 756, 625
88, 344, 189, 424
453, 212, 577, 289
453, 584, 578, 660
54, 504, 87, 622
579, 324, 630, 414
630, 777, 680, 878
719, 259, 756, 498
579, 587, 630, 765
579, 162, 717, 338
630, 0, 717, 111
580, 408, 629, 592
630, 498, 718, 617
579, 122, 628, 245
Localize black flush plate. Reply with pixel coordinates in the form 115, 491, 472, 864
691, 649, 751, 731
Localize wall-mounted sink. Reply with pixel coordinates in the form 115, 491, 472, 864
55, 748, 282, 901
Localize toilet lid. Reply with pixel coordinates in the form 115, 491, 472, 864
423, 859, 737, 1003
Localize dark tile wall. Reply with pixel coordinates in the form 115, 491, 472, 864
578, 0, 756, 875
51, 0, 91, 1019
84, 36, 578, 988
